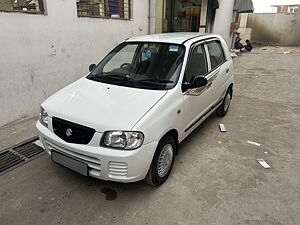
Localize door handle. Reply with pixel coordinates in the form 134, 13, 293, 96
226, 68, 230, 74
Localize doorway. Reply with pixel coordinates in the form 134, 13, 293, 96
162, 0, 202, 32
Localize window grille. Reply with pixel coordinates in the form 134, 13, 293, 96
77, 0, 130, 19
0, 0, 45, 13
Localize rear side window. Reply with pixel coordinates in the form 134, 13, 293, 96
206, 41, 226, 70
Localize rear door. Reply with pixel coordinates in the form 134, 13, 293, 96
205, 39, 230, 104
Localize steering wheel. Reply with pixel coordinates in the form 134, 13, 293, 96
120, 63, 132, 68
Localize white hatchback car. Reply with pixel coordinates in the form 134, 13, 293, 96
37, 33, 234, 186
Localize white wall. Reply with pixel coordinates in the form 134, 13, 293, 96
249, 13, 300, 46
0, 0, 149, 127
212, 0, 235, 47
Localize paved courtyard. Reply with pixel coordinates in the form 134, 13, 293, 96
0, 46, 299, 225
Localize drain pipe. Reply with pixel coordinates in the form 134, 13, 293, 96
148, 0, 151, 34
148, 0, 155, 34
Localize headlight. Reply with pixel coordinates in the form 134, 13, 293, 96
101, 131, 144, 150
39, 107, 48, 127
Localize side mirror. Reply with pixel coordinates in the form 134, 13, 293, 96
191, 76, 208, 88
89, 64, 96, 72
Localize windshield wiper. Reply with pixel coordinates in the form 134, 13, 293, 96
104, 74, 133, 81
89, 74, 133, 82
136, 78, 174, 84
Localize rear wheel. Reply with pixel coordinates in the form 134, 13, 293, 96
216, 89, 232, 117
145, 135, 176, 186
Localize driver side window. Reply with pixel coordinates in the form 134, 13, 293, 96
103, 44, 137, 73
184, 44, 208, 83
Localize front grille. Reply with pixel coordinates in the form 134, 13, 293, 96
52, 117, 95, 144
44, 139, 101, 177
109, 161, 128, 177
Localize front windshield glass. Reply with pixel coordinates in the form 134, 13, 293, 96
87, 42, 185, 90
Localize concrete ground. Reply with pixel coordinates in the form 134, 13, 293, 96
0, 46, 299, 225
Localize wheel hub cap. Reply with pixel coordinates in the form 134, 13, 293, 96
157, 144, 174, 178
224, 93, 231, 111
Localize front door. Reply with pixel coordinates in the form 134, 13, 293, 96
182, 43, 213, 136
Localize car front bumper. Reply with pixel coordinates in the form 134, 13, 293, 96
36, 121, 157, 183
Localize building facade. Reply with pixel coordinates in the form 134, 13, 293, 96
154, 0, 253, 47
273, 4, 300, 13
0, 0, 149, 127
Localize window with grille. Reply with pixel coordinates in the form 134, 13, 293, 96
76, 0, 131, 19
0, 0, 45, 13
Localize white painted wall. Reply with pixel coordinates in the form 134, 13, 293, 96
249, 13, 300, 46
212, 0, 235, 47
0, 0, 149, 127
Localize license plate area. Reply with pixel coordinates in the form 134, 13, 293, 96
51, 150, 88, 176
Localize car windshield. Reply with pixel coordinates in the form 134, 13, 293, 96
87, 42, 185, 90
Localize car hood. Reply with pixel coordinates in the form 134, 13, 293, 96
42, 78, 167, 132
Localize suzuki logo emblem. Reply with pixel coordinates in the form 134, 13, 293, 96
66, 128, 73, 137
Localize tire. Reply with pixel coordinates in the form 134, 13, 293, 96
216, 89, 232, 117
145, 135, 176, 186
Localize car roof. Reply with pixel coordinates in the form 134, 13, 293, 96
125, 32, 216, 45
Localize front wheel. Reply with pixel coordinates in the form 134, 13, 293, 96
145, 136, 176, 186
216, 89, 232, 117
